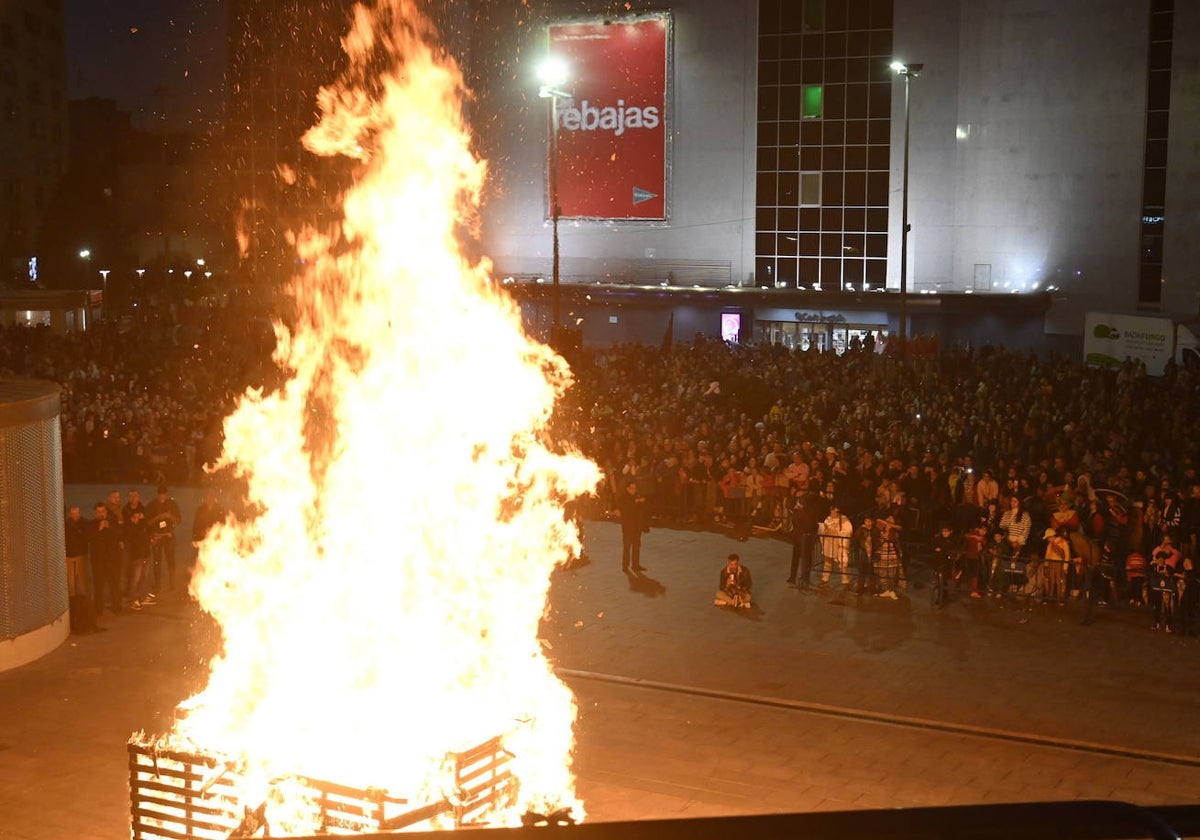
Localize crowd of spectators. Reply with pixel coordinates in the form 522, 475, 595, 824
0, 302, 277, 485
3, 306, 1200, 630
556, 336, 1200, 630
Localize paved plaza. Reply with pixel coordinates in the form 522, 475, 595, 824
1, 501, 1198, 838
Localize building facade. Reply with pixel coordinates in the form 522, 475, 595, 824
212, 0, 1200, 352
0, 0, 68, 287
472, 0, 1199, 351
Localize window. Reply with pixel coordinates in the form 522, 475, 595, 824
800, 172, 822, 207
802, 84, 823, 118
804, 0, 825, 31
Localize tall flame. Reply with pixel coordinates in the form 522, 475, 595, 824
173, 0, 598, 826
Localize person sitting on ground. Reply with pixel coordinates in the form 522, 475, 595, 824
714, 553, 753, 609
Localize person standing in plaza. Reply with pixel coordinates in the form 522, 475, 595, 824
961, 523, 987, 598
615, 480, 648, 573
191, 489, 227, 575
122, 490, 149, 600
1042, 527, 1071, 605
818, 503, 853, 587
851, 513, 876, 594
145, 484, 182, 594
124, 504, 154, 609
89, 502, 122, 616
64, 505, 90, 597
787, 488, 822, 587
1149, 532, 1182, 631
874, 515, 903, 599
999, 495, 1032, 556
103, 489, 128, 592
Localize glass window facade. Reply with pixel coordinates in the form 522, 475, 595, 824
756, 0, 894, 291
1138, 0, 1173, 307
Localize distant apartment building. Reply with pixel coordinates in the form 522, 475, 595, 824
0, 0, 67, 286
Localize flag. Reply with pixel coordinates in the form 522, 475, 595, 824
661, 311, 675, 351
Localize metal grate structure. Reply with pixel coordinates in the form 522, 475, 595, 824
128, 733, 518, 838
0, 378, 65, 645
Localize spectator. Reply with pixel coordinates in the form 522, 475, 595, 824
817, 503, 853, 588
145, 484, 182, 594
714, 553, 752, 608
1043, 527, 1071, 605
873, 516, 903, 599
124, 504, 155, 609
64, 505, 90, 597
999, 496, 1032, 556
88, 502, 122, 617
615, 480, 648, 574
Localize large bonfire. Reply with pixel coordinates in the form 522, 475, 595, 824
166, 0, 598, 829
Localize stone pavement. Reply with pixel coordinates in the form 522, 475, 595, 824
556, 523, 1200, 822
0, 510, 1197, 838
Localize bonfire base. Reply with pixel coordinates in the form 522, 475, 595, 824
128, 734, 516, 838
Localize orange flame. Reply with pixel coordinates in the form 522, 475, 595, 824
173, 0, 598, 828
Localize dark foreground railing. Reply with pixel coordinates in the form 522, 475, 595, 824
276, 801, 1199, 840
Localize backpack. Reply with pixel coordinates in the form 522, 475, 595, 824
69, 595, 99, 634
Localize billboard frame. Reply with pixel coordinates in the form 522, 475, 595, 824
542, 11, 674, 225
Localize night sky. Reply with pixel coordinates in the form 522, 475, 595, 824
64, 0, 228, 130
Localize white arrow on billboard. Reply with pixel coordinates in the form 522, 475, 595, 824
632, 187, 658, 205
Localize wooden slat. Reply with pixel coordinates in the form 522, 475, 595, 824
130, 734, 515, 836
133, 792, 232, 820
460, 769, 514, 803
379, 798, 452, 831
457, 752, 510, 786
131, 805, 234, 835
455, 735, 505, 765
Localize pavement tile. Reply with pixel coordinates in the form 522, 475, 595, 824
3, 512, 1199, 836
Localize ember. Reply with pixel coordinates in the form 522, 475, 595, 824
129, 0, 598, 834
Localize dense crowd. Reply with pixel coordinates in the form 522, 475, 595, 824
0, 304, 277, 485
556, 337, 1200, 629
3, 307, 1199, 630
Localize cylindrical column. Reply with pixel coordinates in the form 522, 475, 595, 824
0, 379, 68, 672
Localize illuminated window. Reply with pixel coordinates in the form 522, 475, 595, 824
802, 84, 823, 119
800, 172, 821, 207
721, 313, 742, 343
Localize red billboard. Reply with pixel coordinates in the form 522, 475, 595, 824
546, 14, 670, 221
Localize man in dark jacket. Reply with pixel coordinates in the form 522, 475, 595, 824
145, 484, 181, 593
89, 502, 123, 616
787, 489, 823, 588
615, 480, 648, 573
715, 553, 753, 608
64, 505, 90, 597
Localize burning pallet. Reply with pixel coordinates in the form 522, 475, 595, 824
128, 733, 517, 838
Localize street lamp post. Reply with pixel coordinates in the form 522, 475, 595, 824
98, 269, 110, 317
537, 57, 570, 347
891, 60, 922, 353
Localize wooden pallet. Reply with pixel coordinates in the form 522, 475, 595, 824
128, 734, 517, 838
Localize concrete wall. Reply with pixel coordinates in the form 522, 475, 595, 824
893, 0, 1150, 337
1162, 0, 1200, 319
476, 0, 1200, 348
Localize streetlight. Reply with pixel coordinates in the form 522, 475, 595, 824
891, 60, 922, 353
537, 56, 570, 347
98, 269, 110, 315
